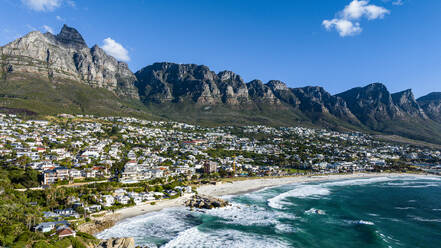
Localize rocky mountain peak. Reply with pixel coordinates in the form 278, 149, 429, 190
392, 89, 427, 119
418, 92, 441, 102
218, 71, 241, 82
55, 24, 88, 49
0, 25, 138, 98
392, 89, 415, 105
266, 80, 289, 91
417, 92, 441, 122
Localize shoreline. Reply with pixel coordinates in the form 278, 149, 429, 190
90, 172, 434, 235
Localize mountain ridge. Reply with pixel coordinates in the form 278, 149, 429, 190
2, 25, 441, 144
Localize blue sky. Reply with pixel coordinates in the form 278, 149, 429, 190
0, 0, 440, 97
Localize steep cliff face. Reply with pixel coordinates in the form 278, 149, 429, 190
217, 70, 251, 105
0, 25, 138, 98
135, 62, 222, 104
337, 83, 403, 126
266, 80, 300, 107
417, 92, 441, 123
392, 89, 428, 119
246, 80, 281, 105
291, 86, 356, 121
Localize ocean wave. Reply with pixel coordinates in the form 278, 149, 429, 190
267, 185, 330, 209
323, 177, 393, 187
96, 207, 196, 245
386, 181, 441, 188
304, 208, 326, 215
267, 177, 396, 210
162, 227, 290, 248
207, 203, 296, 227
394, 207, 416, 210
408, 215, 441, 223
274, 223, 298, 233
344, 220, 375, 226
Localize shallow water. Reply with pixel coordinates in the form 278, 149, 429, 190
97, 176, 441, 247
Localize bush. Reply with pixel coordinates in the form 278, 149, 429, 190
33, 241, 56, 248
77, 232, 96, 240
54, 238, 72, 248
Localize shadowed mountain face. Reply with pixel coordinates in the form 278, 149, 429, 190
418, 93, 441, 123
392, 89, 428, 119
2, 26, 441, 144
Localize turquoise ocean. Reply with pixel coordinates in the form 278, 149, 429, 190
97, 176, 441, 247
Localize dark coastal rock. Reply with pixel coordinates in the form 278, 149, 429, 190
96, 237, 135, 248
185, 195, 230, 209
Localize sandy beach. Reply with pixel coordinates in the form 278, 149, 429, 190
113, 194, 194, 220
108, 172, 426, 222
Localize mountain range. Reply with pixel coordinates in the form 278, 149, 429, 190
1, 25, 441, 144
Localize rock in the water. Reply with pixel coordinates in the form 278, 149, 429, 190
185, 195, 230, 209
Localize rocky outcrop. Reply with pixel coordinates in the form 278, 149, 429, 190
185, 195, 230, 209
77, 217, 118, 235
292, 86, 357, 121
266, 80, 300, 107
96, 237, 135, 248
135, 62, 222, 104
0, 25, 138, 98
217, 70, 251, 105
337, 83, 404, 126
246, 80, 281, 105
392, 89, 428, 119
417, 92, 441, 123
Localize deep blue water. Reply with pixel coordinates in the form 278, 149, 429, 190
97, 176, 441, 247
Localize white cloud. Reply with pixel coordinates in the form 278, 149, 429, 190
342, 0, 389, 20
323, 0, 390, 37
101, 38, 130, 62
56, 15, 65, 21
42, 25, 54, 33
66, 0, 75, 7
22, 0, 61, 12
323, 19, 362, 37
392, 0, 404, 6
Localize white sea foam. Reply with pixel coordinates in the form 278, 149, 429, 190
268, 185, 330, 209
207, 203, 297, 227
345, 220, 375, 225
387, 180, 441, 188
267, 177, 398, 210
323, 176, 394, 187
96, 207, 195, 245
267, 176, 441, 210
305, 208, 325, 215
394, 207, 416, 210
408, 215, 441, 223
162, 227, 290, 248
274, 223, 298, 233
